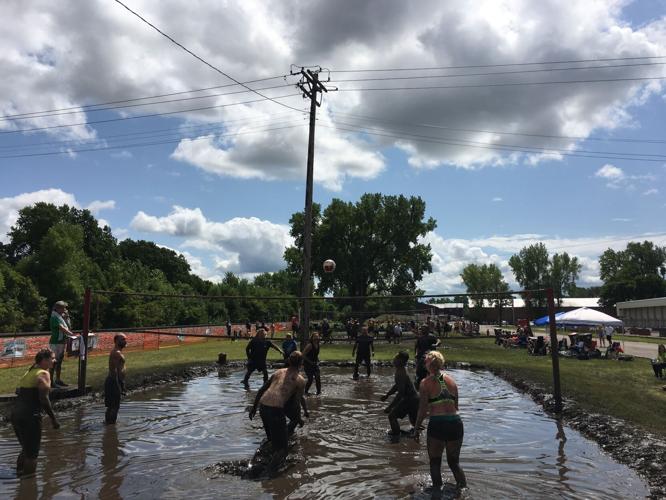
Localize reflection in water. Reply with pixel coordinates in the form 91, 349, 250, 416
0, 368, 651, 499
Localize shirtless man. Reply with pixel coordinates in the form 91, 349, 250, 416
249, 351, 306, 459
105, 334, 127, 424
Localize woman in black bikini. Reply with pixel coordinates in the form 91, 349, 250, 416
414, 350, 466, 491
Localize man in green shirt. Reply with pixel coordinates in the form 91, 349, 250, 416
49, 301, 77, 387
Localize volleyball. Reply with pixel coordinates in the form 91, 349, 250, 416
323, 259, 336, 273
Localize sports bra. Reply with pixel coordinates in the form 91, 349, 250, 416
428, 373, 457, 406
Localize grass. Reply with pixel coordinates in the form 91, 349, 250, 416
529, 326, 665, 345
2, 335, 664, 438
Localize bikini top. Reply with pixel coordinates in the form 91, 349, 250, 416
428, 373, 457, 406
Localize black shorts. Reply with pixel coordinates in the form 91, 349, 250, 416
11, 413, 42, 459
428, 416, 464, 442
260, 404, 288, 451
247, 360, 267, 373
390, 398, 419, 424
356, 353, 371, 366
104, 375, 121, 409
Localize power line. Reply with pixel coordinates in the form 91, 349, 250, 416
113, 0, 303, 113
0, 93, 301, 135
329, 117, 666, 159
1, 83, 295, 122
0, 74, 293, 121
323, 123, 666, 163
0, 112, 298, 151
0, 122, 307, 159
336, 75, 666, 92
329, 111, 666, 145
332, 55, 666, 73
330, 61, 666, 83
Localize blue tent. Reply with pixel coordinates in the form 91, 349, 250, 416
532, 312, 564, 326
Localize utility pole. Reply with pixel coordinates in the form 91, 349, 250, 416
294, 66, 334, 347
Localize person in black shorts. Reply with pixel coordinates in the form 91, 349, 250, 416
382, 351, 419, 436
321, 319, 331, 344
243, 329, 283, 389
302, 332, 321, 395
11, 348, 60, 475
352, 327, 374, 380
415, 327, 440, 389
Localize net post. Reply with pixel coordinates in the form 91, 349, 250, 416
546, 288, 562, 412
78, 287, 91, 396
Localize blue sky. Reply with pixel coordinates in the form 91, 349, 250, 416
1, 0, 665, 292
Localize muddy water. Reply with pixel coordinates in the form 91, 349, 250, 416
0, 368, 650, 499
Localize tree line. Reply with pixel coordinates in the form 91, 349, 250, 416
1, 197, 664, 332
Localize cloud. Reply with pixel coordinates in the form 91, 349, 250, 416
0, 189, 78, 243
1, 1, 664, 183
594, 163, 659, 190
130, 205, 292, 273
86, 199, 116, 215
491, 197, 503, 202
595, 164, 625, 181
110, 150, 133, 159
611, 217, 632, 222
643, 188, 658, 195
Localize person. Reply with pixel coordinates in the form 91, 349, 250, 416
352, 326, 374, 380
226, 320, 232, 338
11, 348, 60, 476
245, 320, 252, 338
604, 325, 614, 346
105, 334, 127, 424
414, 350, 466, 492
285, 392, 309, 436
415, 327, 440, 389
270, 322, 276, 339
382, 351, 419, 436
321, 318, 331, 344
651, 344, 666, 378
242, 329, 283, 388
596, 324, 605, 348
394, 322, 403, 345
291, 315, 299, 336
302, 332, 321, 395
48, 300, 78, 388
281, 333, 298, 360
249, 351, 306, 466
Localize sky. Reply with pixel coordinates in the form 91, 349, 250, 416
1, 0, 666, 293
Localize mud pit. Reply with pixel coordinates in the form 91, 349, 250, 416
0, 368, 650, 499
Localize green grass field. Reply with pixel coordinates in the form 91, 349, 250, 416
2, 336, 664, 437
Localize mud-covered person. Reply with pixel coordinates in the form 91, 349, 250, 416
105, 334, 127, 424
242, 328, 283, 388
352, 326, 374, 380
381, 351, 419, 436
11, 348, 60, 476
249, 351, 306, 462
414, 326, 440, 389
302, 332, 321, 395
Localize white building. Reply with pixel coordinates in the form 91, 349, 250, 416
616, 297, 666, 331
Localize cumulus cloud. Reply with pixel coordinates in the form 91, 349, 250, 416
86, 199, 116, 215
594, 163, 659, 190
0, 189, 78, 242
491, 197, 503, 202
643, 188, 659, 195
130, 205, 292, 273
2, 1, 665, 184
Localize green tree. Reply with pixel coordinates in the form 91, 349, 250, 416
460, 263, 509, 320
549, 253, 582, 305
7, 203, 118, 268
253, 269, 300, 296
599, 241, 666, 307
0, 260, 45, 332
118, 239, 192, 284
285, 194, 437, 311
508, 243, 550, 308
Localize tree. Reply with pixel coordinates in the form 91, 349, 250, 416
599, 241, 666, 307
285, 194, 437, 311
549, 253, 582, 305
7, 203, 118, 268
508, 243, 550, 308
119, 239, 191, 284
0, 260, 45, 332
460, 263, 509, 320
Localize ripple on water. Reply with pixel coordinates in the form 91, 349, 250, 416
0, 367, 651, 499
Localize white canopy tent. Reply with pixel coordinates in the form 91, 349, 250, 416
553, 307, 623, 327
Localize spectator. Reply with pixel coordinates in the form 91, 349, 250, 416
651, 344, 666, 378
48, 301, 78, 388
282, 333, 298, 360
